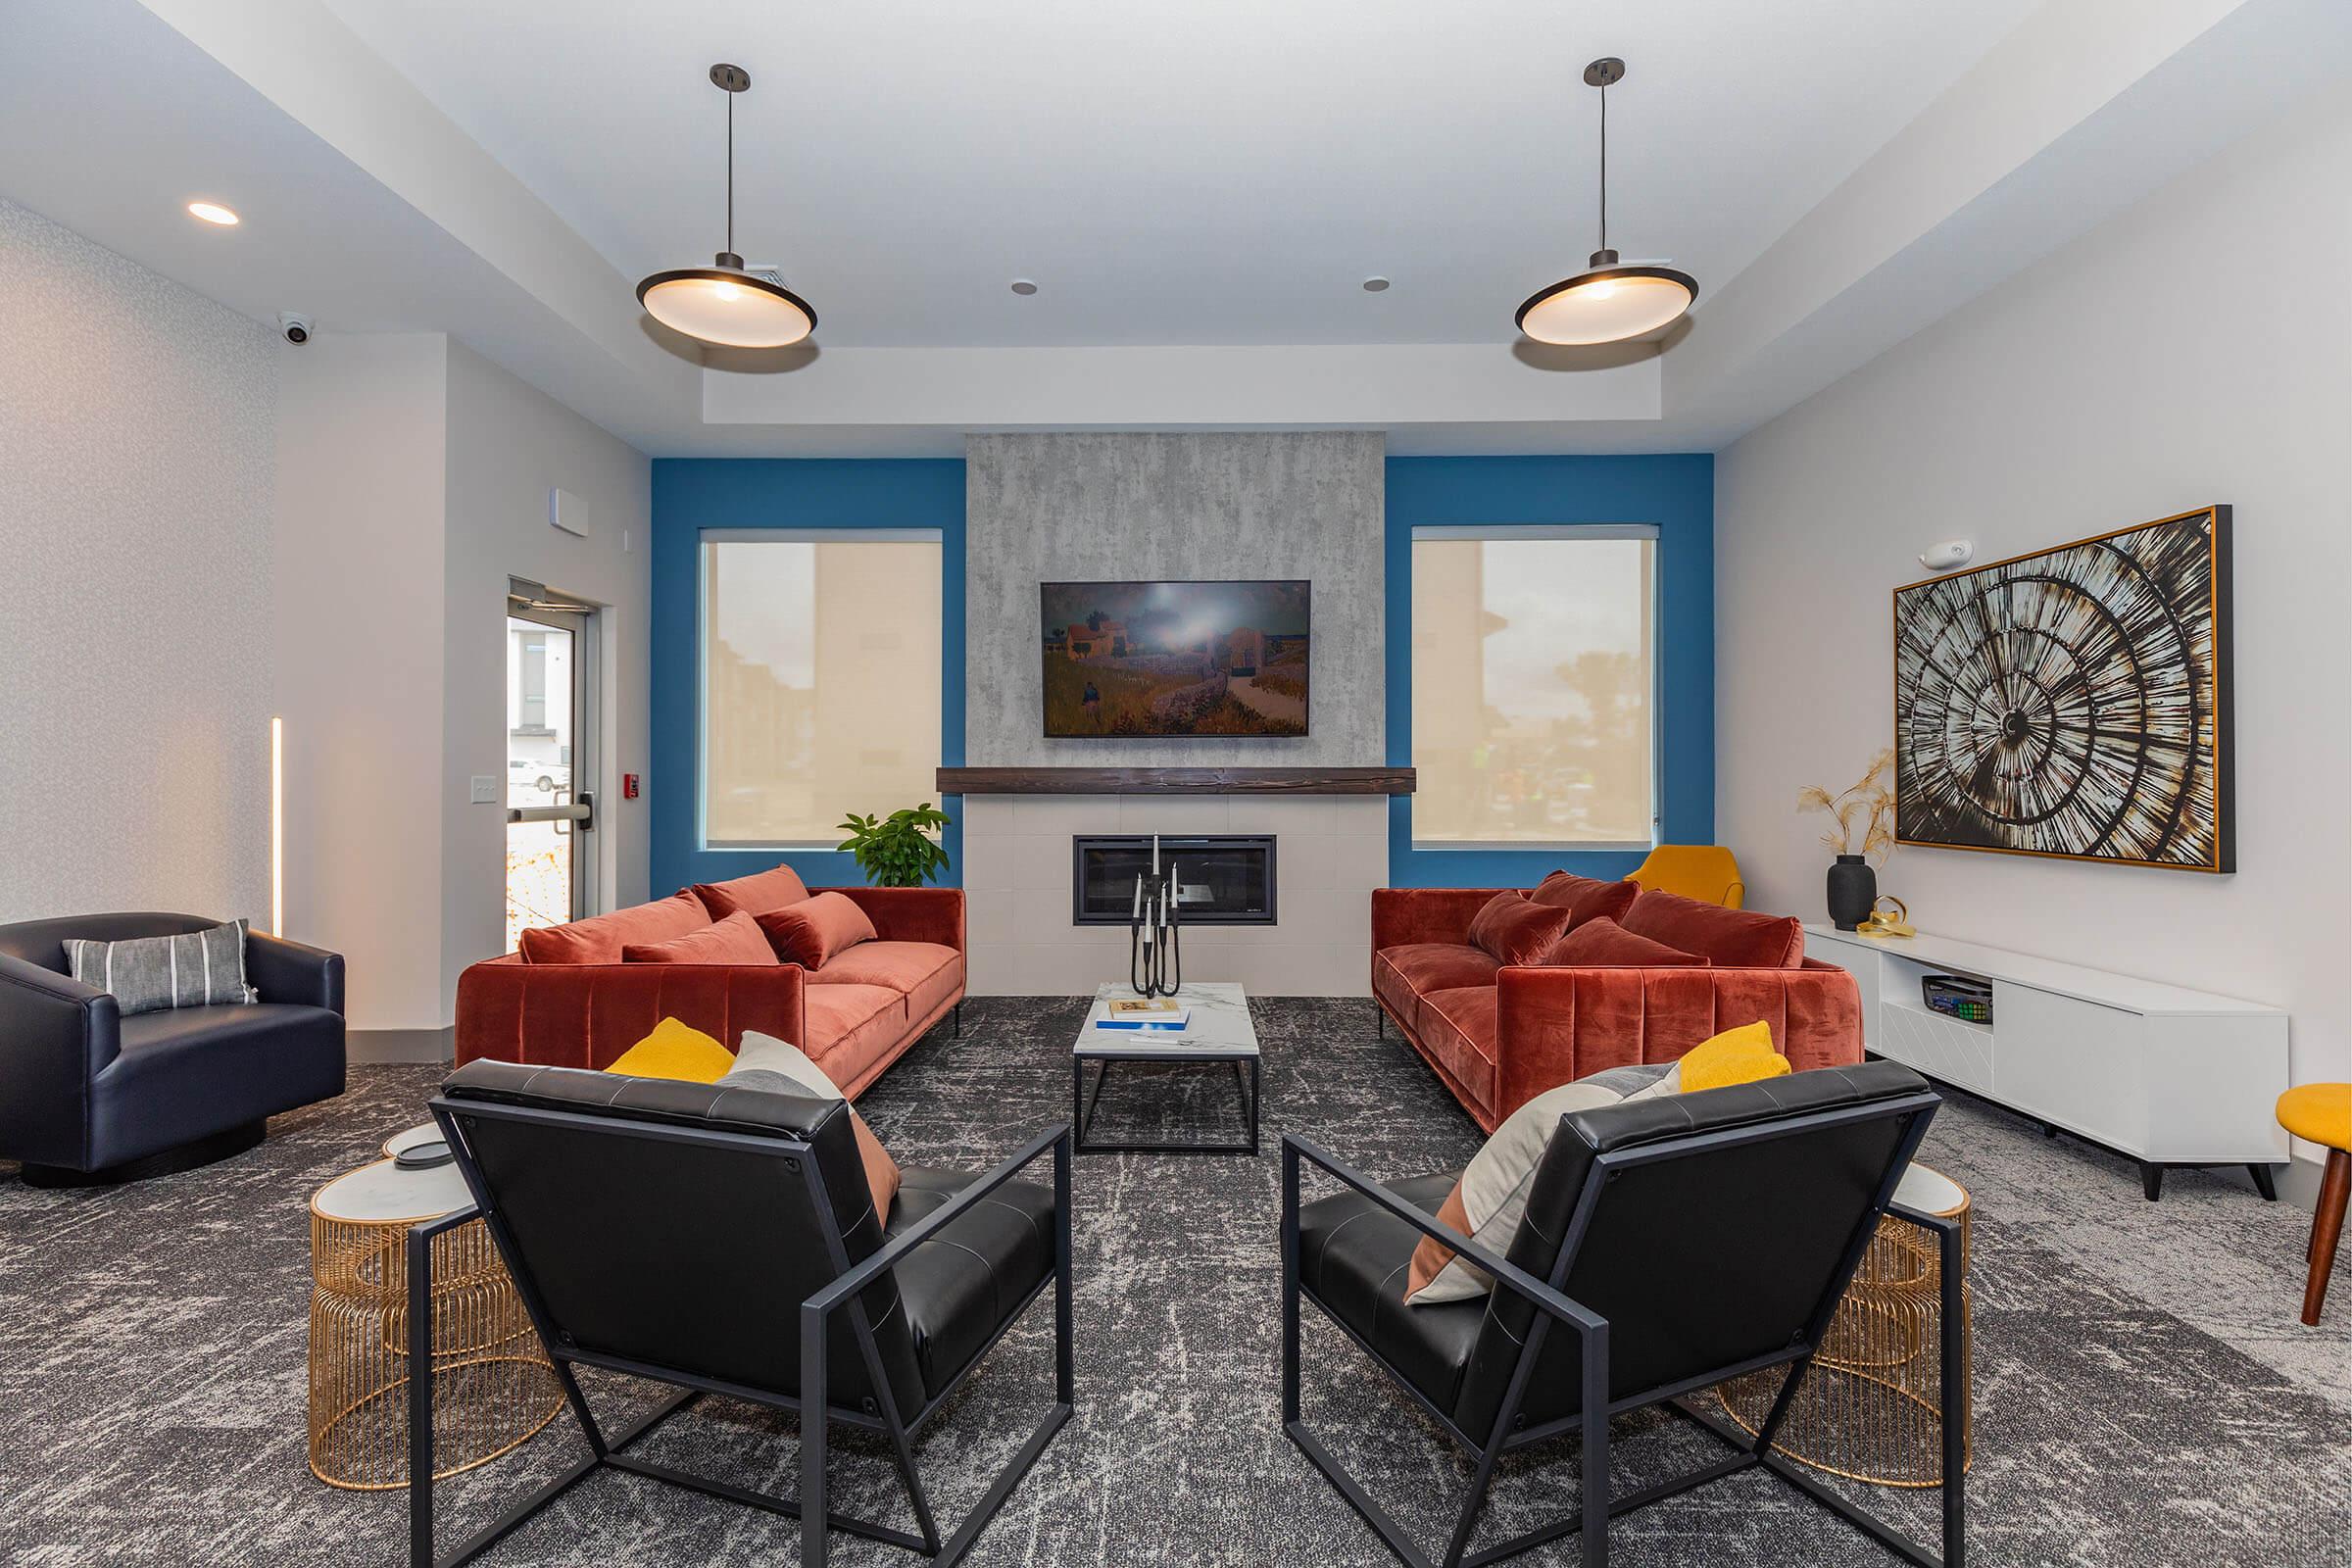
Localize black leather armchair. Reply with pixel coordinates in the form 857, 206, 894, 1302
416, 1060, 1073, 1568
1283, 1061, 1957, 1568
0, 913, 346, 1185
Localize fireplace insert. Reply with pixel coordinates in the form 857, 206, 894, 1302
1071, 835, 1276, 925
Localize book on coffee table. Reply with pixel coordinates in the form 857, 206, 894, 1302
1095, 997, 1190, 1030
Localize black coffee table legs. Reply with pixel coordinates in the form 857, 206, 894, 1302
1072, 1054, 1260, 1154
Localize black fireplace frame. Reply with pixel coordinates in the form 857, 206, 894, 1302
1070, 835, 1278, 926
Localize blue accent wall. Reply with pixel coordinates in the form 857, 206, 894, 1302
651, 451, 1711, 901
651, 460, 966, 896
1383, 455, 1715, 888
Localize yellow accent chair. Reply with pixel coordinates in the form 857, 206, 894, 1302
1626, 845, 1746, 908
2277, 1084, 2350, 1325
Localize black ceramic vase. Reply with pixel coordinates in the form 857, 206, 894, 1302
1826, 855, 1876, 931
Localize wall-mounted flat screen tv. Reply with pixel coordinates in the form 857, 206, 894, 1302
1041, 580, 1309, 738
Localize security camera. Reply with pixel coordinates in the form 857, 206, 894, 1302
1917, 540, 1974, 572
278, 312, 314, 345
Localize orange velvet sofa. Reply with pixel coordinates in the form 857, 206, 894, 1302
456, 865, 963, 1099
1371, 882, 1864, 1133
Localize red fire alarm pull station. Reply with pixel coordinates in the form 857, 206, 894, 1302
622, 773, 641, 800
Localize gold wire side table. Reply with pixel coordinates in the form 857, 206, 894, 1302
1718, 1162, 1972, 1488
307, 1128, 561, 1490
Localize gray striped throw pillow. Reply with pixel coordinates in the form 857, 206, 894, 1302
65, 919, 259, 1015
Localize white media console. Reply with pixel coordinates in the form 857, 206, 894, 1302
1806, 924, 2289, 1200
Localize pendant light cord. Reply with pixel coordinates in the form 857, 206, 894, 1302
725, 86, 736, 260
1590, 80, 1608, 255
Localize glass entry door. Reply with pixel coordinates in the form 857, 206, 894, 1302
505, 583, 598, 950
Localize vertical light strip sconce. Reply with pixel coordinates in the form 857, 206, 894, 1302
270, 716, 284, 937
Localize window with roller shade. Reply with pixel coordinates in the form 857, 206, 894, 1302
700, 531, 943, 849
1410, 527, 1657, 851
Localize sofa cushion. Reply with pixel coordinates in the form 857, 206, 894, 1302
1541, 916, 1710, 969
887, 1164, 1057, 1398
1415, 986, 1500, 1111
691, 863, 812, 921
758, 892, 878, 969
1467, 892, 1575, 967
810, 941, 963, 1022
519, 890, 711, 965
1375, 944, 1501, 1014
1298, 1172, 1487, 1413
803, 983, 910, 1090
1620, 888, 1804, 969
1529, 871, 1640, 931
621, 909, 778, 965
101, 1003, 346, 1167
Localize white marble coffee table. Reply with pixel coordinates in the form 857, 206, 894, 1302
1071, 981, 1260, 1154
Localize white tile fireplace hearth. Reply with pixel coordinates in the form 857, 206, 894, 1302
960, 794, 1384, 996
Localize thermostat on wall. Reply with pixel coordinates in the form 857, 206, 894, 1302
549, 487, 590, 539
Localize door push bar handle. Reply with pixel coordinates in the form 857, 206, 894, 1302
506, 791, 594, 833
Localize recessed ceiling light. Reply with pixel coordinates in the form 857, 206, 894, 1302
1009, 279, 1039, 296
1361, 276, 1391, 292
186, 201, 240, 226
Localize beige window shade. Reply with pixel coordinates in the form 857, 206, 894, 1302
702, 534, 943, 848
1411, 531, 1655, 849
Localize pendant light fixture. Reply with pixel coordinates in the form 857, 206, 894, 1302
1515, 58, 1697, 347
636, 64, 816, 348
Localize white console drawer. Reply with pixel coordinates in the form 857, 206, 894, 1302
1877, 1000, 1994, 1095
1991, 986, 2147, 1152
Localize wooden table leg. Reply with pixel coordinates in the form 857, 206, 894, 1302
2302, 1149, 2348, 1326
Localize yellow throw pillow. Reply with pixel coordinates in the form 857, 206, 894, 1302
604, 1016, 734, 1083
1676, 1019, 1791, 1092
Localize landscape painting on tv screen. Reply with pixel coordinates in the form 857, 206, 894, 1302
1041, 580, 1309, 738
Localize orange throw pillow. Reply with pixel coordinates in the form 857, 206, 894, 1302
1529, 870, 1640, 930
757, 891, 878, 969
1541, 917, 1710, 968
692, 863, 813, 921
518, 889, 710, 965
1466, 891, 1575, 967
621, 909, 778, 964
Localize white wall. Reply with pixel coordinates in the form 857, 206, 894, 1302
0, 197, 276, 924
1717, 102, 2352, 1167
273, 333, 449, 1030
441, 340, 651, 1017
275, 335, 652, 1039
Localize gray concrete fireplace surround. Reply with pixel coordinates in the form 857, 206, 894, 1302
960, 432, 1389, 995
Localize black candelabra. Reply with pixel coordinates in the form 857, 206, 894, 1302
1128, 862, 1183, 998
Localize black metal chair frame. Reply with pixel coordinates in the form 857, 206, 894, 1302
1281, 1089, 1961, 1568
407, 1099, 1075, 1568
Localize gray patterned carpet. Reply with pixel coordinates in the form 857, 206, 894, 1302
4, 997, 2347, 1566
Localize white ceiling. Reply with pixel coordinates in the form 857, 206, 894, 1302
315, 0, 2037, 348
4, 0, 2346, 455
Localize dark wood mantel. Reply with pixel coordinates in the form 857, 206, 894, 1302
936, 766, 1414, 796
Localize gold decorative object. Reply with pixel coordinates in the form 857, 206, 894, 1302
1858, 895, 1915, 940
1716, 1165, 1971, 1488
307, 1153, 560, 1490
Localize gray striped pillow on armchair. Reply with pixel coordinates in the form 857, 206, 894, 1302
65, 918, 259, 1015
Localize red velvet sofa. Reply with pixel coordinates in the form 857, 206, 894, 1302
456, 865, 963, 1099
1371, 882, 1864, 1133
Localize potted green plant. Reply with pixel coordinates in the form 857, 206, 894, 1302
835, 802, 953, 887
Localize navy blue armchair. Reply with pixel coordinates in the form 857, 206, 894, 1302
0, 912, 345, 1185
